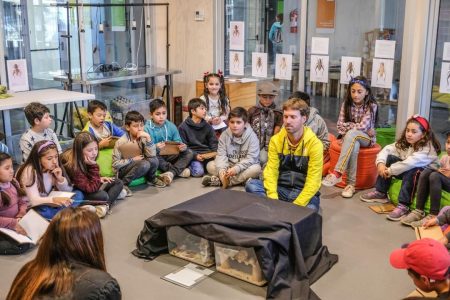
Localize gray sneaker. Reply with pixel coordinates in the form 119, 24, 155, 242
179, 168, 191, 178
401, 209, 425, 226
360, 190, 389, 203
202, 175, 221, 187
410, 214, 437, 228
150, 177, 167, 188
124, 186, 133, 197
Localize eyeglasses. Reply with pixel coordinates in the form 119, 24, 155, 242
260, 95, 275, 99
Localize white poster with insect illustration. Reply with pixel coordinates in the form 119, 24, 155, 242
371, 58, 394, 88
229, 51, 244, 76
230, 21, 245, 51
275, 54, 292, 80
340, 56, 361, 84
309, 55, 329, 83
252, 52, 268, 78
439, 62, 450, 94
7, 59, 29, 92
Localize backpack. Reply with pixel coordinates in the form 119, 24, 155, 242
275, 27, 282, 43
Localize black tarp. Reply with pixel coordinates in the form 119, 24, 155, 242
132, 190, 338, 299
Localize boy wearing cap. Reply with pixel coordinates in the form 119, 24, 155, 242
390, 238, 450, 299
248, 81, 283, 165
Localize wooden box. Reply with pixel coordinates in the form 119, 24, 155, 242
166, 226, 215, 267
196, 80, 257, 109
214, 242, 266, 286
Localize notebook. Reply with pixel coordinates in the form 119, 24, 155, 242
0, 210, 49, 245
159, 141, 181, 156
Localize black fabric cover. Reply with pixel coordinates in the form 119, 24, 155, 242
133, 190, 338, 300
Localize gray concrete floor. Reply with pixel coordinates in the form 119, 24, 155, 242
0, 179, 417, 300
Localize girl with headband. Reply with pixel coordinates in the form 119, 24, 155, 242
16, 140, 84, 220
360, 115, 441, 222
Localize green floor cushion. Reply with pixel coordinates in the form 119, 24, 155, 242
129, 176, 147, 187
388, 178, 450, 212
375, 127, 396, 148
97, 148, 115, 177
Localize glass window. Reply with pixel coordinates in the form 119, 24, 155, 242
429, 0, 450, 148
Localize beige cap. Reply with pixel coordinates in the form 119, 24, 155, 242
257, 81, 279, 96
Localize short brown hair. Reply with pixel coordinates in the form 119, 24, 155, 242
24, 102, 50, 126
228, 107, 248, 123
282, 98, 310, 118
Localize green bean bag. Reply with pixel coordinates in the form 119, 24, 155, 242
130, 176, 147, 187
388, 178, 450, 213
375, 127, 396, 148
96, 148, 115, 177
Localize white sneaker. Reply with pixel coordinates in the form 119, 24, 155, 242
159, 172, 174, 185
81, 205, 96, 213
179, 168, 191, 178
124, 186, 133, 197
341, 185, 355, 198
95, 205, 109, 218
322, 173, 342, 187
117, 188, 127, 200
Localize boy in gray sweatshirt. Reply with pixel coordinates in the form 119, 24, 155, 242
202, 107, 261, 188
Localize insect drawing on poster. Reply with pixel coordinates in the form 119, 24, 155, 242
7, 59, 29, 92
310, 55, 329, 83
315, 57, 325, 76
377, 62, 386, 82
275, 54, 292, 80
346, 62, 355, 79
251, 52, 267, 78
230, 21, 245, 51
229, 51, 244, 76
340, 57, 361, 84
371, 58, 393, 89
256, 56, 263, 72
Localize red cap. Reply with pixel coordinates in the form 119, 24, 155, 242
390, 238, 450, 280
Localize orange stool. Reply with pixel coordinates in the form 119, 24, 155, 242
322, 133, 337, 176
328, 139, 381, 189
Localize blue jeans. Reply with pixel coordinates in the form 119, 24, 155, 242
245, 179, 320, 212
34, 189, 85, 220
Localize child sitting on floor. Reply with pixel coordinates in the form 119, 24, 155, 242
113, 111, 164, 195
202, 107, 261, 188
0, 153, 32, 255
20, 102, 62, 162
360, 115, 441, 222
144, 99, 194, 185
404, 131, 450, 227
178, 98, 218, 177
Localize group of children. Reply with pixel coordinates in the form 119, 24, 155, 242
1, 71, 450, 256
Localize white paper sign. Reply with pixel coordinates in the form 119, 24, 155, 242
311, 37, 329, 55
443, 43, 450, 61
371, 58, 394, 88
340, 56, 362, 84
230, 21, 245, 51
229, 51, 244, 76
7, 59, 29, 92
374, 40, 396, 59
439, 62, 450, 94
252, 52, 268, 78
310, 55, 329, 83
275, 54, 292, 80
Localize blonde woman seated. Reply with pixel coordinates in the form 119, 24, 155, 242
7, 207, 121, 300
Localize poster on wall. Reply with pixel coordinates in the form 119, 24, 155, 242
230, 21, 245, 51
310, 55, 329, 83
251, 52, 268, 78
439, 62, 450, 94
111, 0, 126, 31
311, 37, 329, 55
443, 43, 450, 61
229, 51, 244, 76
7, 59, 29, 92
316, 0, 335, 32
374, 40, 396, 59
371, 58, 394, 89
275, 54, 293, 80
340, 56, 362, 84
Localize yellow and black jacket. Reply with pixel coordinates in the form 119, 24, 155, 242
263, 126, 323, 206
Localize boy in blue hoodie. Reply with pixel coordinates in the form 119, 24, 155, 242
202, 107, 261, 188
144, 99, 194, 185
178, 98, 218, 177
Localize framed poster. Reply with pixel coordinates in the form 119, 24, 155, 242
311, 37, 329, 55
374, 40, 396, 59
7, 59, 29, 92
316, 0, 335, 31
340, 56, 362, 84
230, 21, 245, 51
371, 58, 394, 88
251, 52, 267, 78
310, 55, 329, 83
275, 54, 292, 80
229, 51, 244, 76
439, 62, 450, 94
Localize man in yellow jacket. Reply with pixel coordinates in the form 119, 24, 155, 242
245, 98, 323, 211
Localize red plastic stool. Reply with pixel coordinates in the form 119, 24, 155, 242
328, 139, 381, 189
322, 133, 337, 176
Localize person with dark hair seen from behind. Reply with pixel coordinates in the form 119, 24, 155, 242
7, 207, 121, 300
289, 91, 330, 162
390, 238, 450, 300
